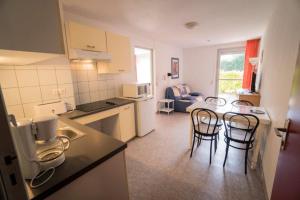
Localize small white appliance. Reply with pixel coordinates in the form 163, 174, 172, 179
10, 115, 70, 177
9, 101, 70, 188
123, 83, 151, 98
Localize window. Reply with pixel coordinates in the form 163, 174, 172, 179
134, 47, 153, 92
217, 48, 245, 98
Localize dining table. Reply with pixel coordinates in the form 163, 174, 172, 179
186, 100, 271, 169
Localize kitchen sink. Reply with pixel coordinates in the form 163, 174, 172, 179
57, 127, 85, 141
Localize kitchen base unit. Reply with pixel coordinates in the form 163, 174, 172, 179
74, 103, 136, 142
45, 151, 129, 200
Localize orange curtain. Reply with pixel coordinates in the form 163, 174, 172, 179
242, 39, 260, 89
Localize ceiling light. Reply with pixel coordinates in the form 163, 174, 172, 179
184, 21, 198, 29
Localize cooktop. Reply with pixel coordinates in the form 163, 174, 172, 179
76, 98, 124, 112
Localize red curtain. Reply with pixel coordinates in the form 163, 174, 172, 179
242, 39, 260, 89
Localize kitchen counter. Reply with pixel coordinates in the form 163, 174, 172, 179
61, 97, 135, 119
26, 116, 127, 200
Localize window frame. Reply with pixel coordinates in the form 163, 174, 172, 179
215, 47, 245, 96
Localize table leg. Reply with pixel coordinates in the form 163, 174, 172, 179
251, 124, 266, 169
189, 112, 193, 149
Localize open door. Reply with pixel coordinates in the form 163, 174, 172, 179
271, 45, 300, 200
0, 86, 28, 200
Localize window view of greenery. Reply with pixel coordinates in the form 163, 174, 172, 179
218, 53, 245, 95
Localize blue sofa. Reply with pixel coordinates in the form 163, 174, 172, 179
165, 84, 203, 112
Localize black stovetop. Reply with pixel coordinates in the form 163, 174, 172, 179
76, 98, 126, 112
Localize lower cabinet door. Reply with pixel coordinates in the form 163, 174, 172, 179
119, 103, 136, 142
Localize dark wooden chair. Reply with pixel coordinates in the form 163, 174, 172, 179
190, 108, 221, 164
222, 112, 259, 174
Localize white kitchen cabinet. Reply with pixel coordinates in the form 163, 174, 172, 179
119, 104, 136, 142
98, 32, 132, 74
74, 103, 136, 142
67, 21, 107, 52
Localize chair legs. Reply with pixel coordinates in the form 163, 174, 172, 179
214, 136, 217, 153
190, 134, 196, 158
223, 141, 229, 167
197, 135, 202, 147
209, 138, 213, 164
245, 146, 249, 174
191, 133, 219, 165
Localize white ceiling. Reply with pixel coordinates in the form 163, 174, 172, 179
63, 0, 279, 48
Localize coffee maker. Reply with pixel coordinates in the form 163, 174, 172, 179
10, 114, 70, 187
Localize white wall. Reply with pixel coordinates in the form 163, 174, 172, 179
259, 0, 300, 198
183, 41, 245, 96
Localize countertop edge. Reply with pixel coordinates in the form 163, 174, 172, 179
32, 144, 127, 200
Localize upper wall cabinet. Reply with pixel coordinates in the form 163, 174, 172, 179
0, 0, 65, 65
67, 21, 107, 52
105, 32, 132, 73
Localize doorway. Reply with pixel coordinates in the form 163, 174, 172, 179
134, 47, 154, 95
216, 48, 245, 99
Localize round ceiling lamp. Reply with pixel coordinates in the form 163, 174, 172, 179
184, 21, 198, 29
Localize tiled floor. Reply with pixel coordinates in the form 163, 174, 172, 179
125, 112, 266, 200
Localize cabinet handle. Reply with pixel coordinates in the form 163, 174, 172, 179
118, 69, 125, 72
86, 45, 95, 48
124, 106, 130, 110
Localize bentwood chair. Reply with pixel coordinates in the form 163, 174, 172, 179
231, 100, 254, 107
205, 96, 227, 106
190, 108, 221, 164
203, 96, 226, 135
222, 112, 259, 174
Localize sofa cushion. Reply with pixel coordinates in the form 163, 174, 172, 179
176, 84, 186, 95
183, 84, 191, 94
182, 95, 193, 100
172, 87, 181, 97
189, 92, 201, 96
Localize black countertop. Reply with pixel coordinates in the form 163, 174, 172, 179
61, 97, 135, 119
26, 98, 133, 200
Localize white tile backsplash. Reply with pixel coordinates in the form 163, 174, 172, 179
78, 92, 91, 104
6, 105, 24, 118
19, 87, 42, 103
77, 82, 89, 93
88, 81, 98, 92
56, 69, 73, 84
0, 70, 18, 88
40, 85, 58, 101
2, 88, 21, 105
38, 69, 57, 85
0, 65, 76, 119
76, 70, 88, 82
0, 63, 121, 118
72, 65, 120, 105
16, 70, 39, 87
88, 69, 98, 81
58, 84, 74, 98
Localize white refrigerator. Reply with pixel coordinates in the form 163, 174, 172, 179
122, 96, 155, 137
136, 96, 155, 136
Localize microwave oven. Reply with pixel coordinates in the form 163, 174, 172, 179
123, 83, 151, 98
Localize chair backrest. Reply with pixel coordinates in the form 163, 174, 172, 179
205, 97, 227, 106
223, 112, 259, 143
231, 100, 254, 107
191, 108, 219, 134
